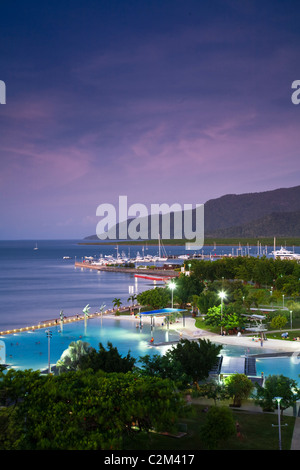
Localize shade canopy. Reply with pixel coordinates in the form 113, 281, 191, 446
139, 308, 186, 316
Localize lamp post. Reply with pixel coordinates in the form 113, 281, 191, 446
274, 397, 283, 450
219, 291, 226, 336
46, 329, 52, 374
270, 287, 273, 307
290, 310, 293, 330
169, 281, 176, 308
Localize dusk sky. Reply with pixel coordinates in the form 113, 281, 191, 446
0, 0, 299, 239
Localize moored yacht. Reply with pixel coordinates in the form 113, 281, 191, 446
271, 246, 300, 260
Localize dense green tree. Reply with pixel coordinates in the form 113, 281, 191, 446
137, 287, 170, 309
186, 257, 300, 290
0, 368, 184, 450
270, 314, 287, 330
78, 341, 136, 373
166, 339, 222, 386
200, 406, 236, 449
139, 339, 221, 387
254, 374, 300, 414
204, 305, 222, 327
173, 274, 204, 307
275, 275, 300, 296
204, 305, 243, 332
197, 290, 218, 315
247, 289, 270, 308
0, 369, 47, 450
138, 353, 189, 388
224, 373, 253, 407
197, 380, 229, 406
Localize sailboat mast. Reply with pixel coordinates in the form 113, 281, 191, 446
158, 233, 161, 258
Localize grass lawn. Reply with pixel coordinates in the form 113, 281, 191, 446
266, 330, 300, 341
123, 404, 295, 450
194, 317, 219, 334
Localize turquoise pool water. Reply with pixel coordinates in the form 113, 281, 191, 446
2, 316, 300, 387
1, 316, 179, 371
256, 356, 300, 385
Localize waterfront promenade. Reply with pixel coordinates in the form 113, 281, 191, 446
0, 305, 141, 336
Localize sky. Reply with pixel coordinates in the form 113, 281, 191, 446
0, 0, 299, 239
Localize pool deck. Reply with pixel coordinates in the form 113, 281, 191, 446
179, 318, 300, 354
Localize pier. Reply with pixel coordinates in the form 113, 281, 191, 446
74, 261, 179, 279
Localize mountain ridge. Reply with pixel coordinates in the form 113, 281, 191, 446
86, 185, 300, 240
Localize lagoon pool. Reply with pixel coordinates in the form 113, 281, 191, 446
1, 317, 300, 386
255, 356, 300, 386
1, 316, 179, 371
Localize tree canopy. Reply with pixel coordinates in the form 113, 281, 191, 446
254, 374, 300, 414
78, 341, 136, 373
137, 287, 170, 309
139, 338, 222, 387
0, 368, 184, 450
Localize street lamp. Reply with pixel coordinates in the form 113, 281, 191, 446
219, 291, 226, 336
274, 397, 283, 450
46, 329, 52, 374
169, 281, 176, 308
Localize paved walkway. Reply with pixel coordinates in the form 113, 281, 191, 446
177, 317, 300, 354
291, 418, 300, 450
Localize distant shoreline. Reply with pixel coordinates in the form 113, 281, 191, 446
79, 237, 300, 247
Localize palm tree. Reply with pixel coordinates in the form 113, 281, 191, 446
127, 294, 137, 313
112, 298, 122, 310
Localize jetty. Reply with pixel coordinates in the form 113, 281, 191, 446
74, 261, 179, 280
